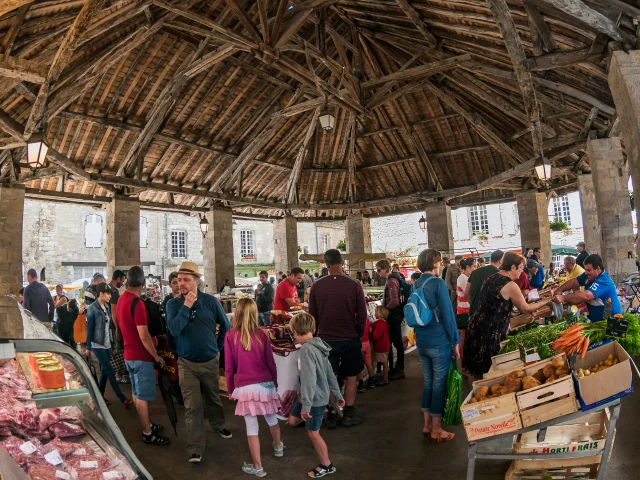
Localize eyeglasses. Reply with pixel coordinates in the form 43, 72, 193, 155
376, 268, 383, 272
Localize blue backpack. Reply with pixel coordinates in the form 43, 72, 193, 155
404, 277, 437, 328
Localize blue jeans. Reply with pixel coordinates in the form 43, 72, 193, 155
258, 311, 271, 327
417, 344, 452, 417
92, 348, 126, 403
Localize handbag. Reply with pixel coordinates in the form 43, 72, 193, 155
110, 345, 127, 373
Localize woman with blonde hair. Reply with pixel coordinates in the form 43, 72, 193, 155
224, 298, 282, 477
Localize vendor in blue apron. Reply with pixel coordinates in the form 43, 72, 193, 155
552, 254, 621, 321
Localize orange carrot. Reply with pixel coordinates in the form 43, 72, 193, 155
580, 338, 590, 359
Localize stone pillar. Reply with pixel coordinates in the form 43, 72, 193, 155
0, 184, 25, 296
516, 191, 552, 266
576, 173, 602, 256
106, 197, 140, 279
608, 51, 640, 258
274, 216, 299, 274
425, 203, 454, 253
587, 137, 635, 283
345, 214, 372, 271
203, 207, 235, 294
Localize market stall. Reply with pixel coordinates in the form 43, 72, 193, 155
461, 310, 640, 479
0, 296, 151, 480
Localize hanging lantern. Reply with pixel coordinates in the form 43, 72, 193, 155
534, 154, 551, 182
26, 131, 49, 172
418, 215, 427, 231
318, 108, 335, 132
199, 215, 209, 237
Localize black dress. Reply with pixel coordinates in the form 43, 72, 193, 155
463, 273, 513, 378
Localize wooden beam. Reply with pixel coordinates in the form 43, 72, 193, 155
361, 54, 471, 88
257, 0, 270, 44
0, 108, 24, 139
270, 0, 289, 47
527, 47, 603, 70
24, 0, 108, 138
522, 0, 558, 52
0, 2, 30, 56
0, 0, 32, 18
394, 0, 437, 46
534, 0, 634, 45
488, 0, 543, 157
184, 43, 238, 78
224, 0, 263, 45
285, 107, 321, 203
274, 8, 313, 49
0, 56, 47, 84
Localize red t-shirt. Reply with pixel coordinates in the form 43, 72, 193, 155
117, 291, 154, 362
370, 319, 390, 353
273, 279, 298, 311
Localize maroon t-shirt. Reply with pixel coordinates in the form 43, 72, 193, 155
309, 274, 367, 341
117, 291, 153, 362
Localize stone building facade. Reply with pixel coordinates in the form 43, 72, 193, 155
21, 199, 345, 284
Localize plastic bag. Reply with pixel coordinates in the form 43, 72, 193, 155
443, 362, 463, 426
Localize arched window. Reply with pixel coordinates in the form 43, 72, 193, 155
140, 217, 148, 248
84, 214, 103, 248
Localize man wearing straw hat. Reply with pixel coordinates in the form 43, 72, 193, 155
165, 261, 232, 464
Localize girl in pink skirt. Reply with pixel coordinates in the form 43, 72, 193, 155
225, 298, 282, 477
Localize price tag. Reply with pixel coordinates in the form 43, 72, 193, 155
462, 407, 480, 422
72, 448, 87, 456
45, 450, 64, 466
80, 461, 99, 469
103, 472, 123, 479
56, 471, 72, 480
606, 317, 629, 337
19, 441, 37, 455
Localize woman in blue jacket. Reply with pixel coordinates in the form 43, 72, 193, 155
413, 249, 460, 443
86, 283, 132, 407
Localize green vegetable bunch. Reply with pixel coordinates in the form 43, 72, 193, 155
500, 322, 568, 354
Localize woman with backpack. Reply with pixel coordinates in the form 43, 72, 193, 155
375, 260, 406, 380
412, 249, 460, 442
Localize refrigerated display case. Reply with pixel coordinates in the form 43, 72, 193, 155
0, 296, 152, 480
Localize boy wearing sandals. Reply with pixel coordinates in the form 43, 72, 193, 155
288, 313, 344, 478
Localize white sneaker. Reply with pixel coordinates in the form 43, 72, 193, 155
273, 441, 285, 457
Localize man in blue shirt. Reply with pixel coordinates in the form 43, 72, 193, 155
527, 259, 545, 290
23, 269, 55, 327
552, 254, 621, 321
165, 261, 231, 464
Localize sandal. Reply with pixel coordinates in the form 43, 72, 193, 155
150, 422, 164, 433
273, 440, 285, 457
430, 431, 455, 443
422, 425, 432, 435
308, 464, 336, 478
142, 432, 170, 446
242, 463, 267, 477
123, 399, 134, 408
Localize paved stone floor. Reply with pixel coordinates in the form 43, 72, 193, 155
104, 352, 640, 480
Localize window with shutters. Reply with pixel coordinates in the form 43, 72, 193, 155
322, 234, 329, 252
240, 230, 255, 258
469, 206, 489, 236
140, 217, 148, 248
552, 196, 571, 225
84, 214, 103, 248
72, 266, 107, 281
171, 231, 187, 258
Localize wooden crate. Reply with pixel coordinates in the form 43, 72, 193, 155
516, 355, 579, 428
461, 376, 522, 442
505, 455, 602, 480
513, 409, 611, 455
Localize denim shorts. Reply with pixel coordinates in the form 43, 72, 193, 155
125, 360, 156, 401
290, 400, 325, 431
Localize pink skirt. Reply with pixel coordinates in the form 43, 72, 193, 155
232, 383, 281, 417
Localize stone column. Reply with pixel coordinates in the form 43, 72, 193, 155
576, 173, 602, 256
0, 184, 25, 296
274, 216, 299, 274
608, 51, 640, 258
106, 197, 140, 279
203, 207, 235, 294
587, 137, 635, 283
516, 191, 552, 266
425, 203, 454, 253
345, 214, 372, 271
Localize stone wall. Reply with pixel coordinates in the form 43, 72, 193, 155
516, 191, 552, 266
0, 185, 25, 295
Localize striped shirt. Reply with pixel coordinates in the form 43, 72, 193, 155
456, 273, 470, 314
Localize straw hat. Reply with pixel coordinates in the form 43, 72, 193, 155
176, 261, 202, 278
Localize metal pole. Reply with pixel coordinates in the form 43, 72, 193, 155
596, 403, 621, 480
467, 442, 477, 480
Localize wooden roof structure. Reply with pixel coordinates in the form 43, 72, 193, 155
0, 0, 632, 219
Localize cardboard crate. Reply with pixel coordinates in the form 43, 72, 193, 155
461, 377, 522, 442
505, 455, 602, 480
516, 355, 578, 428
572, 341, 633, 410
512, 409, 612, 455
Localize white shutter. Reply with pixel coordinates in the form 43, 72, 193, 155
452, 209, 459, 240
568, 192, 582, 228
140, 217, 148, 248
457, 208, 470, 240
84, 214, 102, 248
505, 203, 517, 235
487, 204, 502, 237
